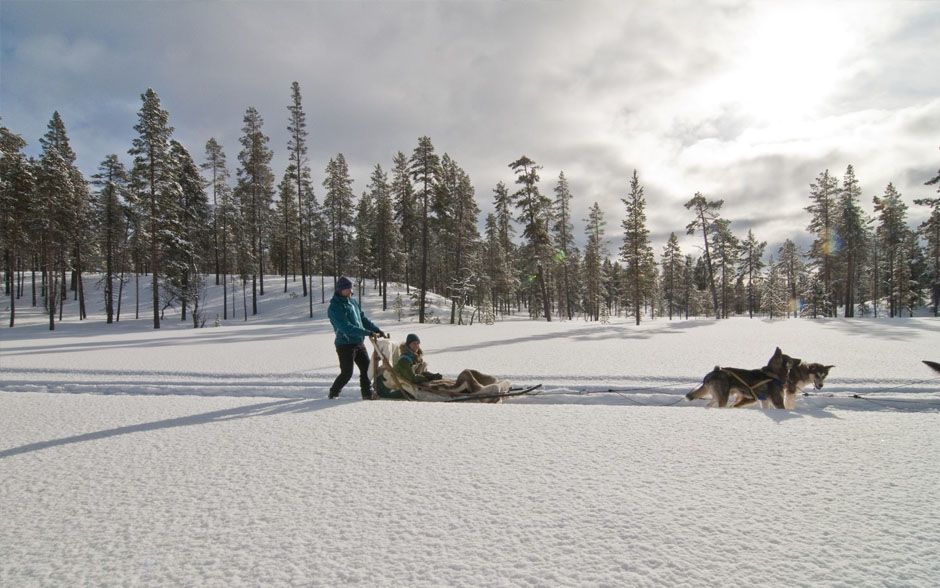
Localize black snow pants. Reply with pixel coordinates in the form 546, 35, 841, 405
330, 343, 371, 399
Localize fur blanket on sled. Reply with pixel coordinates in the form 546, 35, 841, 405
369, 338, 511, 402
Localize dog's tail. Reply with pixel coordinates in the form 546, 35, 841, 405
924, 360, 940, 374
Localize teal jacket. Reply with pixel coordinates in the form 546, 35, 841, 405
328, 293, 380, 346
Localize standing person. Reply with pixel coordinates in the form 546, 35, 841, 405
328, 276, 384, 399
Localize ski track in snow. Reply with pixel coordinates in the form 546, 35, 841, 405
2, 278, 940, 585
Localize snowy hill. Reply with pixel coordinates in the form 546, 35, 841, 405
2, 275, 940, 585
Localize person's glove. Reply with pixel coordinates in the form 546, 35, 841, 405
426, 372, 443, 381
376, 330, 387, 338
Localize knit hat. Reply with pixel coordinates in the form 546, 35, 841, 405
405, 333, 420, 346
335, 277, 353, 293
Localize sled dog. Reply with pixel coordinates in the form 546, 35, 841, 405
686, 348, 832, 409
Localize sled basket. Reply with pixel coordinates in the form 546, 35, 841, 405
368, 336, 511, 403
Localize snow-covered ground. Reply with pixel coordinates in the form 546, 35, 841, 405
2, 277, 939, 586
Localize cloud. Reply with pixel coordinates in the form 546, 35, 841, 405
2, 0, 938, 260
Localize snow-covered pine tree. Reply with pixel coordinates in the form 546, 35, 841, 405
323, 153, 355, 285
391, 151, 417, 293
202, 138, 228, 287
129, 90, 175, 329
762, 255, 787, 319
552, 171, 577, 320
287, 81, 311, 297
914, 167, 940, 316
393, 292, 404, 321
434, 154, 458, 313
777, 238, 804, 318
583, 202, 605, 321
445, 162, 479, 324
492, 181, 517, 314
352, 190, 374, 298
873, 183, 909, 317
275, 164, 301, 293
661, 233, 682, 320
370, 163, 397, 311
805, 169, 839, 317
41, 112, 92, 320
236, 106, 275, 316
684, 192, 723, 318
509, 155, 552, 321
305, 188, 329, 305
737, 229, 766, 319
0, 121, 35, 327
620, 169, 654, 326
409, 137, 440, 323
682, 255, 694, 319
836, 165, 868, 317
91, 155, 128, 324
36, 140, 73, 330
711, 218, 737, 318
203, 139, 234, 319
168, 140, 209, 326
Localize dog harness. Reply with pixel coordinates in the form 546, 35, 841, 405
719, 368, 778, 401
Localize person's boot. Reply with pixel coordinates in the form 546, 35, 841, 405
328, 388, 340, 400
361, 380, 375, 400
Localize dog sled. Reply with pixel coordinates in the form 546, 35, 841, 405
368, 335, 526, 403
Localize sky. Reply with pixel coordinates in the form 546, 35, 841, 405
2, 0, 939, 257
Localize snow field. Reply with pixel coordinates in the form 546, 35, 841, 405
2, 277, 940, 585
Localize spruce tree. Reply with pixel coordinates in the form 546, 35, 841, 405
129, 89, 174, 329
684, 192, 723, 317
661, 233, 683, 320
202, 138, 229, 286
509, 155, 553, 321
552, 171, 576, 320
352, 190, 374, 297
762, 255, 787, 319
236, 106, 275, 315
711, 218, 737, 318
915, 165, 940, 315
0, 122, 35, 327
620, 169, 654, 325
36, 146, 73, 330
370, 164, 397, 310
169, 140, 209, 326
805, 169, 839, 316
836, 165, 867, 317
583, 202, 606, 321
91, 155, 129, 324
777, 239, 805, 318
287, 81, 311, 297
873, 183, 909, 317
737, 229, 766, 318
323, 153, 355, 282
409, 137, 440, 323
391, 151, 417, 292
203, 140, 235, 319
276, 164, 301, 292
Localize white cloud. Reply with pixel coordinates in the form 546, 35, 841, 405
2, 0, 938, 258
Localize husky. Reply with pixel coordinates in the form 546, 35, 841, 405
733, 354, 834, 409
686, 348, 833, 409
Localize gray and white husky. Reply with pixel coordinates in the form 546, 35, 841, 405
687, 347, 833, 409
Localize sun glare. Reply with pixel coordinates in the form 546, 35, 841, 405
720, 5, 854, 123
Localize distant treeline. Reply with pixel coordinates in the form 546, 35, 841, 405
2, 85, 939, 330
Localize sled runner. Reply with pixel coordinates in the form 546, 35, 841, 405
368, 335, 514, 403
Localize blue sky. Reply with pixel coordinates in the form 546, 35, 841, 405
2, 0, 939, 255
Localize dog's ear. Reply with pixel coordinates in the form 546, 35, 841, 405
825, 365, 835, 371
767, 347, 783, 370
